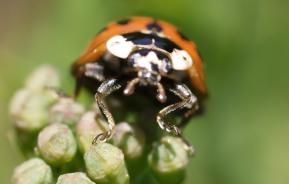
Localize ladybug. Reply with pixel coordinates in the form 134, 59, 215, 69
72, 16, 207, 149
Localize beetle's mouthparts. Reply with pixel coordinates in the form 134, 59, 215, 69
123, 70, 167, 103
123, 78, 140, 95
138, 69, 161, 85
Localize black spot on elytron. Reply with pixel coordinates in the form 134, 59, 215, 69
177, 30, 189, 41
116, 18, 131, 25
96, 26, 108, 35
146, 21, 163, 32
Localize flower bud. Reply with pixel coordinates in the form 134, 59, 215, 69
148, 136, 192, 184
9, 89, 58, 132
111, 122, 145, 161
49, 97, 85, 126
84, 143, 129, 184
76, 111, 108, 153
12, 158, 53, 184
25, 65, 60, 91
56, 172, 95, 184
37, 123, 77, 165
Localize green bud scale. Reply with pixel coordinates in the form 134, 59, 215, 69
12, 158, 53, 184
37, 123, 77, 165
25, 65, 60, 91
84, 143, 129, 184
49, 97, 85, 126
112, 122, 145, 160
56, 172, 95, 184
76, 111, 108, 153
10, 89, 58, 132
148, 136, 191, 184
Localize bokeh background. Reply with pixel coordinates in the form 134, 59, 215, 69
1, 0, 289, 183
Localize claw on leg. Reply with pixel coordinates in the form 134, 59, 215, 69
92, 79, 121, 144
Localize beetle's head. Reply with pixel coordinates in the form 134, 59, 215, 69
127, 48, 171, 85
107, 35, 193, 85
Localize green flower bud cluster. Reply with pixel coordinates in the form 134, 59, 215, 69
10, 66, 194, 184
9, 65, 60, 132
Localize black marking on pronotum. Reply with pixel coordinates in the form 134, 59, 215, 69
132, 48, 169, 60
146, 21, 163, 32
116, 18, 131, 25
137, 49, 151, 56
177, 30, 189, 41
122, 32, 180, 52
151, 63, 159, 72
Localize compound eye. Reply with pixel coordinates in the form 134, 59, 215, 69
106, 35, 135, 59
171, 49, 193, 70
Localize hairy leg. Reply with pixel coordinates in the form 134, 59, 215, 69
92, 78, 121, 144
156, 84, 198, 155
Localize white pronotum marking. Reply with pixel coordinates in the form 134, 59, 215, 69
171, 49, 193, 70
106, 35, 134, 59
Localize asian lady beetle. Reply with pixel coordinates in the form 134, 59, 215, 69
72, 16, 207, 150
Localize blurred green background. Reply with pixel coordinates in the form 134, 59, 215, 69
1, 0, 289, 183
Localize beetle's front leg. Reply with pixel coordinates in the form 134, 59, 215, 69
156, 83, 198, 154
92, 78, 122, 144
84, 63, 105, 81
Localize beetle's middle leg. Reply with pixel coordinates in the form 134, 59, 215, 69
73, 63, 105, 97
84, 63, 105, 81
92, 78, 122, 144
